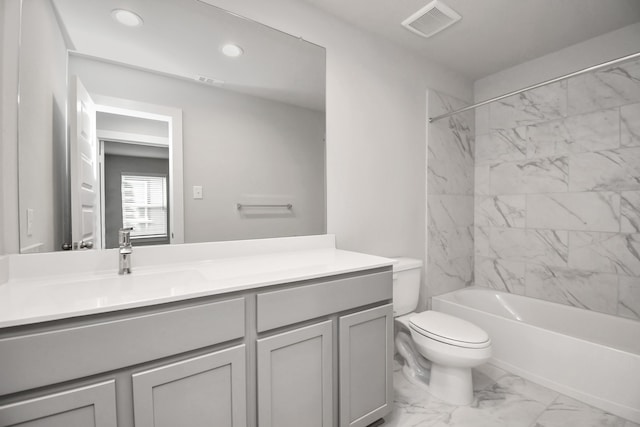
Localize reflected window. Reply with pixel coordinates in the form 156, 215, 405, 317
121, 174, 168, 239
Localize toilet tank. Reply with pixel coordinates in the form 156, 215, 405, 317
392, 257, 423, 316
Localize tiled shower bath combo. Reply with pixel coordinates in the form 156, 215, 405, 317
473, 58, 640, 320
418, 57, 640, 425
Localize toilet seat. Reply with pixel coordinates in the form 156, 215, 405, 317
409, 311, 490, 349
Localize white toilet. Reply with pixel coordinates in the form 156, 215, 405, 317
392, 257, 492, 405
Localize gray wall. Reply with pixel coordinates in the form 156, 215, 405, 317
71, 55, 326, 243
104, 153, 170, 249
0, 0, 5, 256
0, 0, 20, 255
17, 0, 67, 252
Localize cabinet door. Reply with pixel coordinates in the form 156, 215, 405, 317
132, 345, 246, 427
339, 304, 393, 427
257, 320, 333, 427
0, 380, 116, 427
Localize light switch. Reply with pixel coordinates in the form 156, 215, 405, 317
27, 208, 34, 236
193, 186, 203, 199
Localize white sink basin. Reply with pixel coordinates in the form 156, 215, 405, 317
0, 268, 209, 327
0, 245, 393, 328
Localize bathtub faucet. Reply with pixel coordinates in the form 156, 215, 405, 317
118, 227, 134, 275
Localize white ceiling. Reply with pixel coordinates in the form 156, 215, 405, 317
302, 0, 640, 80
49, 0, 640, 102
51, 0, 326, 111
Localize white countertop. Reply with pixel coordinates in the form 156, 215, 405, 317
0, 243, 393, 328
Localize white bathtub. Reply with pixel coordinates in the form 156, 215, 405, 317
432, 287, 640, 423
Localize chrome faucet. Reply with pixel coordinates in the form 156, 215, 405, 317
118, 227, 134, 275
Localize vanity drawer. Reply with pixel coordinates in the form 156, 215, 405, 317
0, 297, 245, 396
256, 270, 392, 332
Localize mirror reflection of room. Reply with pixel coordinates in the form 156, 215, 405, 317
17, 0, 326, 253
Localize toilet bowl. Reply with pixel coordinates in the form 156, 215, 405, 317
407, 310, 491, 405
392, 257, 492, 406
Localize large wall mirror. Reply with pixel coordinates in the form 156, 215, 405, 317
18, 0, 326, 253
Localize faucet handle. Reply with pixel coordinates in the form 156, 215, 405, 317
119, 227, 134, 246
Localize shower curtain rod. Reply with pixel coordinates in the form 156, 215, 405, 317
428, 51, 640, 123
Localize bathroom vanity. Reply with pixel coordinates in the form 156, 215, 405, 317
0, 236, 394, 427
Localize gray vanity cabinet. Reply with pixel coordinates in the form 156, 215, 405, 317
255, 269, 393, 427
132, 345, 247, 427
257, 321, 333, 427
339, 304, 393, 427
0, 296, 245, 427
0, 266, 393, 427
0, 380, 117, 427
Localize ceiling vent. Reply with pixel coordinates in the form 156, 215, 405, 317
401, 0, 461, 39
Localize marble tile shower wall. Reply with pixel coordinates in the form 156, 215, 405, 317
427, 91, 475, 300
474, 59, 640, 320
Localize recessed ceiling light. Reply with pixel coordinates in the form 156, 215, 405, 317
111, 9, 144, 27
221, 44, 244, 58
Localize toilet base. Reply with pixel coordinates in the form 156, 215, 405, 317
395, 331, 431, 385
401, 363, 430, 391
429, 364, 473, 406
395, 322, 481, 406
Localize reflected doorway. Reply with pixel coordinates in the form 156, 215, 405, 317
90, 96, 184, 249
102, 141, 170, 248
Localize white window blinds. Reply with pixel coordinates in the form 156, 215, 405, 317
121, 174, 168, 239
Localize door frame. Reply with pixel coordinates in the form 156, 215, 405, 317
92, 95, 184, 245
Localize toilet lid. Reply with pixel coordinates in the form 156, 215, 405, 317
409, 311, 490, 349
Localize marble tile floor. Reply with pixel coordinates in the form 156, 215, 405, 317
383, 358, 639, 427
